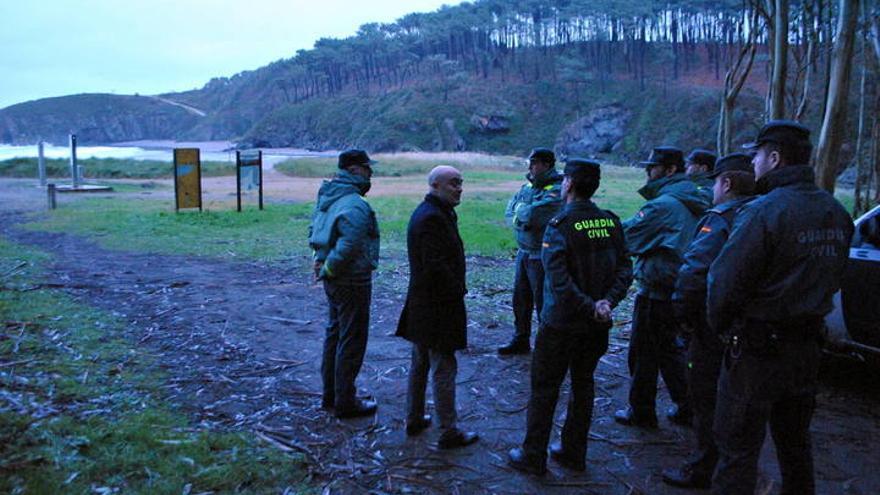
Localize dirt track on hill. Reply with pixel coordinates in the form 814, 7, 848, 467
2, 210, 879, 494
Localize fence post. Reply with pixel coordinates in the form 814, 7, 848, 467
47, 183, 57, 209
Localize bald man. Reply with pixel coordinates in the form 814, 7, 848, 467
396, 166, 479, 449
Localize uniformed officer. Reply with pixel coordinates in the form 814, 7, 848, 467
616, 147, 711, 428
661, 153, 755, 489
708, 121, 853, 494
500, 148, 564, 355
685, 148, 717, 188
685, 148, 717, 206
507, 158, 633, 475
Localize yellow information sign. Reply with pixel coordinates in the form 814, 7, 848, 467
174, 148, 202, 211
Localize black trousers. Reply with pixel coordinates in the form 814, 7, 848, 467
521, 324, 609, 465
512, 250, 545, 345
685, 327, 725, 479
711, 338, 820, 495
321, 281, 371, 409
627, 295, 689, 418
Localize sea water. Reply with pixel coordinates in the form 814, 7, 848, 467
0, 143, 235, 162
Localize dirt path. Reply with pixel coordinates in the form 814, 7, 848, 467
2, 213, 878, 494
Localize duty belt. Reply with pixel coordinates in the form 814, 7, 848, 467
723, 317, 823, 357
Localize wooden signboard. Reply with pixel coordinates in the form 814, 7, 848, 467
236, 150, 263, 211
174, 148, 202, 211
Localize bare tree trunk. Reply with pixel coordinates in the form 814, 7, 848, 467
815, 0, 859, 193
718, 9, 759, 155
770, 0, 789, 119
854, 9, 869, 215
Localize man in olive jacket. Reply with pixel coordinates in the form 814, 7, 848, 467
308, 149, 380, 419
396, 165, 479, 449
499, 147, 564, 355
615, 146, 711, 428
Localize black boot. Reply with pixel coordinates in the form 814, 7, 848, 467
405, 414, 432, 436
335, 398, 378, 419
549, 442, 585, 471
661, 465, 711, 489
498, 340, 530, 355
437, 429, 479, 449
666, 404, 693, 427
507, 447, 546, 476
614, 407, 658, 428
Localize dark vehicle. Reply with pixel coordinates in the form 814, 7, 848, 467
823, 205, 880, 363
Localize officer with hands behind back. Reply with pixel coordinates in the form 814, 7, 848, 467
507, 158, 632, 476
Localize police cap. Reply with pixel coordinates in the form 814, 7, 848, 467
708, 152, 754, 179
563, 157, 601, 179
528, 147, 556, 165
742, 120, 811, 151
685, 148, 717, 171
639, 146, 685, 172
338, 149, 376, 169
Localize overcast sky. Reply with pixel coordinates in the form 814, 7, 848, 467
0, 0, 461, 109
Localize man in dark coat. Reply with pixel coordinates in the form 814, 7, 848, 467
507, 158, 633, 476
662, 153, 755, 489
615, 147, 711, 428
707, 121, 853, 494
396, 165, 479, 449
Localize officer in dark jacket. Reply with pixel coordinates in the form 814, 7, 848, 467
500, 148, 563, 355
685, 148, 717, 205
616, 147, 711, 428
707, 121, 853, 494
396, 166, 479, 449
308, 149, 381, 419
661, 153, 755, 489
507, 158, 633, 476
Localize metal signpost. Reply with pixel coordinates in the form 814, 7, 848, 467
235, 150, 263, 212
38, 141, 47, 187
69, 134, 81, 189
173, 148, 203, 211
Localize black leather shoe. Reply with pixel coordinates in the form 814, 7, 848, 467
666, 404, 693, 426
507, 447, 547, 476
405, 414, 432, 436
549, 442, 585, 471
614, 408, 658, 428
437, 429, 479, 449
498, 341, 530, 355
321, 396, 334, 411
661, 466, 711, 489
335, 398, 377, 419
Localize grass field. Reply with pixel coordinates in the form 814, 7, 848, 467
0, 157, 236, 179
28, 162, 648, 260
0, 240, 307, 494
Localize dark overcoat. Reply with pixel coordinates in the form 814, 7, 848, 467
395, 193, 467, 352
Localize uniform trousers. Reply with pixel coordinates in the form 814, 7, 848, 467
522, 324, 609, 464
512, 249, 545, 345
712, 338, 820, 495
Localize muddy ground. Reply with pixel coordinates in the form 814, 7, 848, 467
2, 201, 879, 494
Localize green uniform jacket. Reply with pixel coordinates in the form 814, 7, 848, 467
690, 171, 715, 206
308, 171, 380, 285
624, 173, 711, 300
504, 168, 564, 257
